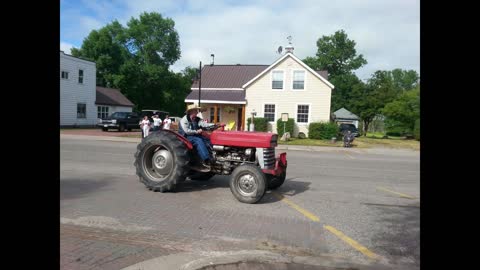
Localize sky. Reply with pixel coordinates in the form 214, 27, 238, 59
60, 0, 419, 81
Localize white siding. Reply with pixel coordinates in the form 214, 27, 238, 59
60, 51, 97, 126
245, 55, 332, 136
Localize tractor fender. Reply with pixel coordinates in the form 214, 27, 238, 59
155, 129, 194, 150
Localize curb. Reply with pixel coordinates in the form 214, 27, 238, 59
120, 250, 394, 270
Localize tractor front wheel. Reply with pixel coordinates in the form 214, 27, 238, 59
229, 165, 266, 204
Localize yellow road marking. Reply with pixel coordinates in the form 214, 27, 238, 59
376, 187, 416, 199
272, 193, 320, 222
324, 225, 381, 260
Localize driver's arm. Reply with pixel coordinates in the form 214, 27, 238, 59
198, 119, 215, 128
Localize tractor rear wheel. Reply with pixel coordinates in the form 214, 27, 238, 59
229, 164, 266, 204
134, 131, 189, 192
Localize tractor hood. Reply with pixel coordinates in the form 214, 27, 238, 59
210, 131, 278, 148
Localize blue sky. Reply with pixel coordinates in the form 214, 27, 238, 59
60, 0, 419, 81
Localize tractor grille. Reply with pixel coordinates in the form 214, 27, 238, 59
263, 147, 275, 169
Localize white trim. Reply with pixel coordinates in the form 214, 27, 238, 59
262, 102, 277, 123
270, 69, 285, 91
242, 52, 334, 89
295, 103, 312, 125
291, 69, 306, 91
190, 88, 244, 90
185, 99, 246, 104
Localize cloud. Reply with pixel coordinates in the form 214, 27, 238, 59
60, 41, 75, 54
61, 0, 419, 79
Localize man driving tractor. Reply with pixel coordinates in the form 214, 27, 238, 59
178, 104, 215, 171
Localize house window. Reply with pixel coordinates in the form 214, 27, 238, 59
297, 105, 309, 123
264, 104, 275, 122
210, 107, 221, 122
97, 106, 109, 119
61, 71, 69, 79
293, 70, 305, 89
78, 69, 84, 84
77, 103, 86, 118
272, 71, 283, 89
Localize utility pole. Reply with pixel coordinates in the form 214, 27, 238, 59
198, 61, 202, 107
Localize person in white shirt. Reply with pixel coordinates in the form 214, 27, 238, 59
153, 115, 162, 131
162, 114, 172, 130
141, 116, 150, 138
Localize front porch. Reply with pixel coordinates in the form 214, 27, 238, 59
200, 103, 246, 131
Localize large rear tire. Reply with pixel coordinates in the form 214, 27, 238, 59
229, 164, 266, 204
134, 131, 190, 192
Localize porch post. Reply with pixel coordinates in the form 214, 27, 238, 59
241, 105, 245, 131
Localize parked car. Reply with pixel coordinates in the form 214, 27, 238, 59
339, 123, 360, 137
98, 111, 141, 132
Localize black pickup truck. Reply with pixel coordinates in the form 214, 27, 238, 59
97, 111, 141, 132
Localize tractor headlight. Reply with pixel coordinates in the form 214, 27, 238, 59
111, 119, 117, 124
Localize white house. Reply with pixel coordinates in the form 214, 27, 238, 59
60, 51, 97, 127
185, 46, 334, 136
95, 86, 134, 120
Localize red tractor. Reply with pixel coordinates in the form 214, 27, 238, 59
134, 124, 287, 204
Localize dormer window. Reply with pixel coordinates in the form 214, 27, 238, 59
272, 70, 284, 89
293, 70, 305, 90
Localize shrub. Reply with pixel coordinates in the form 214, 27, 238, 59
246, 117, 268, 132
276, 118, 295, 138
308, 122, 339, 140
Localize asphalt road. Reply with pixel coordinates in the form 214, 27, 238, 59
60, 136, 420, 270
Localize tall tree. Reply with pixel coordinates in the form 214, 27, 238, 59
382, 86, 420, 134
350, 71, 399, 135
303, 30, 367, 112
71, 21, 128, 87
391, 69, 419, 91
70, 12, 186, 112
303, 30, 367, 78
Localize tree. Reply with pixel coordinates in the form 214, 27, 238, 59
303, 30, 367, 113
71, 12, 187, 113
382, 86, 420, 134
303, 30, 367, 78
391, 69, 419, 91
350, 71, 399, 135
71, 21, 129, 87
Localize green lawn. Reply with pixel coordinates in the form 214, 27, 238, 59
279, 136, 419, 150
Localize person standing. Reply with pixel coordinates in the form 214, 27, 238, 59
162, 114, 172, 130
153, 114, 162, 131
141, 116, 150, 138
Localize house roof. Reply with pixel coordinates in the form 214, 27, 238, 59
191, 65, 268, 89
242, 53, 334, 89
315, 70, 329, 80
185, 90, 246, 104
333, 108, 360, 120
95, 86, 135, 107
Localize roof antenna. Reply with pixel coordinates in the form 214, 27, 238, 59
210, 54, 215, 65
